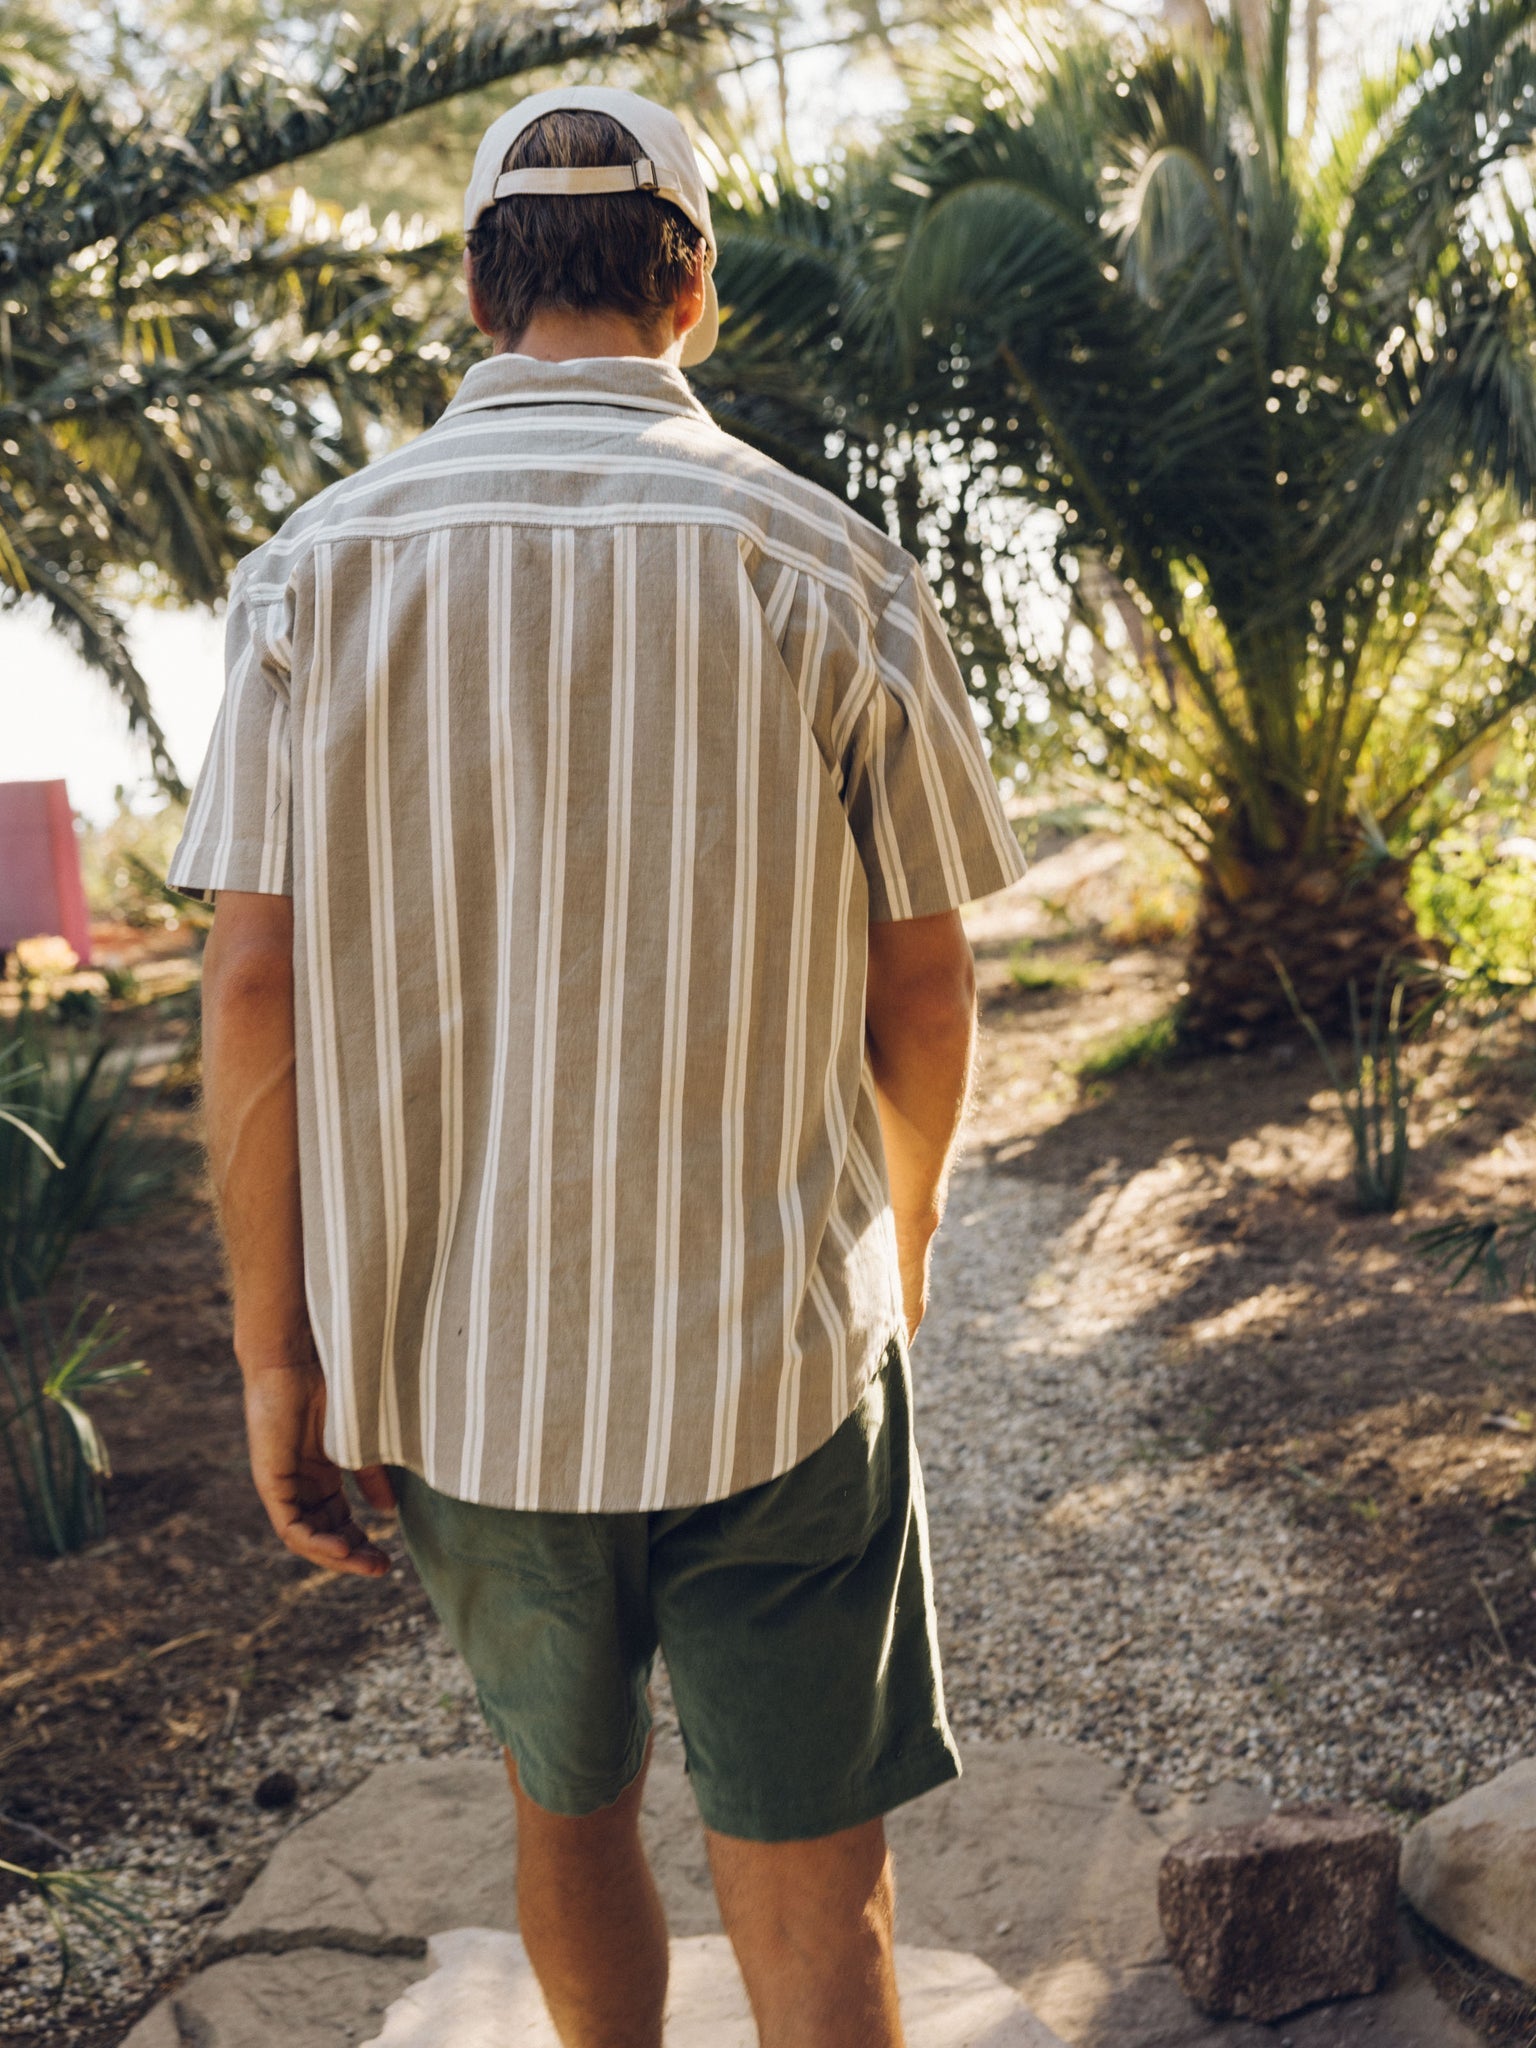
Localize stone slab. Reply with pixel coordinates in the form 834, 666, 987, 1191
139, 1738, 1479, 2048
887, 1739, 1270, 1992
119, 1947, 425, 2048
1028, 1922, 1480, 2048
1402, 1755, 1536, 1987
219, 1757, 519, 1942
360, 1927, 1065, 2046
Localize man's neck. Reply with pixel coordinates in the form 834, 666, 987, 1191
501, 306, 678, 364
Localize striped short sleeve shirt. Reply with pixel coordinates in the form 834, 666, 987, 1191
170, 353, 1025, 1511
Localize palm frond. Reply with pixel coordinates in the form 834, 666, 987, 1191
0, 2, 724, 289
0, 1, 734, 775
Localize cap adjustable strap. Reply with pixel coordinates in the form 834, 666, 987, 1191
491, 157, 660, 200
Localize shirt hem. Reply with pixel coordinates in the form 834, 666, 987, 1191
343, 1323, 903, 1515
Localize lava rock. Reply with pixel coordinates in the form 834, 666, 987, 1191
253, 1769, 299, 1812
1158, 1804, 1399, 2022
1401, 1757, 1536, 1988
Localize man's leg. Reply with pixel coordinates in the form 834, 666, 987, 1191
706, 1817, 904, 2048
507, 1740, 669, 2048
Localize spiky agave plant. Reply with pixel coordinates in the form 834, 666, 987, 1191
0, 0, 720, 789
883, 0, 1536, 1041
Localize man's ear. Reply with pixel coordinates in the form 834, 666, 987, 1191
463, 246, 497, 340
671, 242, 707, 348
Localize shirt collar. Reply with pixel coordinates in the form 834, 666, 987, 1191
437, 351, 712, 426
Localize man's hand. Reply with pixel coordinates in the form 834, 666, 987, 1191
203, 893, 395, 1577
243, 1353, 395, 1576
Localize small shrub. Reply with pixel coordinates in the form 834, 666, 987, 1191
1274, 957, 1436, 1213
0, 1017, 171, 1300
0, 1296, 147, 1556
0, 1853, 149, 2002
1416, 1210, 1536, 1295
0, 1042, 64, 1172
1074, 1011, 1179, 1079
51, 987, 103, 1027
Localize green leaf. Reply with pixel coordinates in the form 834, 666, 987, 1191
0, 1107, 63, 1170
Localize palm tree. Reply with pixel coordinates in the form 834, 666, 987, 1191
707, 0, 1536, 1043
0, 0, 718, 790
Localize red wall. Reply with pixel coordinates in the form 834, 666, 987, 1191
0, 779, 92, 964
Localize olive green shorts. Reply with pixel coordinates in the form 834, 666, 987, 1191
385, 1334, 959, 1842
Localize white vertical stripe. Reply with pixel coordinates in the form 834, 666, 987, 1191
363, 538, 408, 1466
707, 546, 763, 1498
257, 690, 286, 894
805, 1266, 846, 1432
908, 651, 1022, 883
640, 525, 699, 1510
182, 641, 250, 882
865, 679, 913, 917
848, 1112, 891, 1217
578, 528, 638, 1509
772, 583, 830, 1469
518, 528, 575, 1508
825, 831, 858, 1160
268, 681, 292, 896
461, 527, 519, 1497
764, 561, 798, 644
885, 582, 1022, 880
209, 639, 251, 889
820, 827, 860, 1420
874, 656, 969, 903
418, 529, 466, 1482
299, 544, 359, 1461
829, 607, 878, 763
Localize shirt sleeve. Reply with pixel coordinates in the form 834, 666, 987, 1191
839, 564, 1026, 921
167, 574, 293, 900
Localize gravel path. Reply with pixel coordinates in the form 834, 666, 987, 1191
921, 1155, 1536, 1807
3, 1147, 1533, 2040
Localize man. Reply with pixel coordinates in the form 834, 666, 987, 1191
172, 85, 1024, 2048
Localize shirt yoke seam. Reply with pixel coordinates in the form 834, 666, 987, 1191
240, 514, 910, 635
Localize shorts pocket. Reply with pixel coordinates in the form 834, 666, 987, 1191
715, 1351, 894, 1568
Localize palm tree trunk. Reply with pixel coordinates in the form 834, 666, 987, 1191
1180, 846, 1425, 1047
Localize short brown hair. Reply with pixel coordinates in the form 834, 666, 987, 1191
466, 110, 704, 348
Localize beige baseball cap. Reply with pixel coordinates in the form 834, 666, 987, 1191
464, 84, 719, 368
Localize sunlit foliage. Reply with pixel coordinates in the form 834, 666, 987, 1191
0, 1, 718, 787
702, 0, 1536, 1034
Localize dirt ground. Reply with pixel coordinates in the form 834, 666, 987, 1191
2, 849, 1534, 2044
963, 890, 1536, 1689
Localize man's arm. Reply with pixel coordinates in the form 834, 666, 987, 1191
864, 908, 977, 1342
201, 891, 392, 1576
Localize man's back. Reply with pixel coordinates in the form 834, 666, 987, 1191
183, 90, 1030, 2045
172, 352, 1020, 1511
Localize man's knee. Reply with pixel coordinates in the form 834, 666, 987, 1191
707, 1817, 895, 1945
505, 1743, 650, 1860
